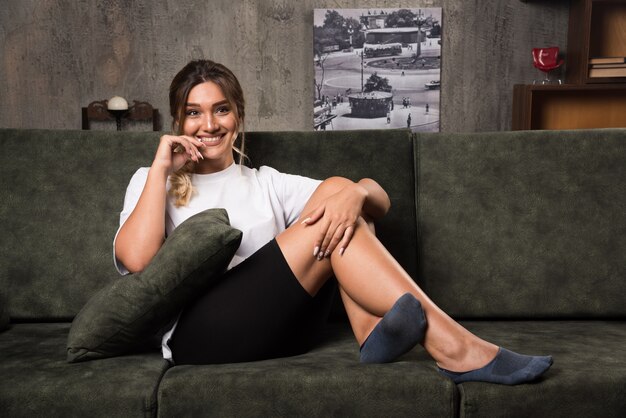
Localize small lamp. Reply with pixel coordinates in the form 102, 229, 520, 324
107, 96, 129, 131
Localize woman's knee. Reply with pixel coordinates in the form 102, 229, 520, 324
315, 176, 353, 196
299, 177, 354, 218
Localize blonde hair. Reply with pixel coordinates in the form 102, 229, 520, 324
167, 60, 246, 207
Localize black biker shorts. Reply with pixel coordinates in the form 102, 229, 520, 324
169, 239, 336, 365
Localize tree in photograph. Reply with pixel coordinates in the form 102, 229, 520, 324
316, 11, 366, 50
364, 72, 392, 93
385, 9, 418, 28
323, 10, 345, 29
313, 51, 330, 101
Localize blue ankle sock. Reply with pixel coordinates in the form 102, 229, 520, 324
438, 348, 553, 385
360, 293, 427, 364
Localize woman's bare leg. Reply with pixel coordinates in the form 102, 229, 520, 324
338, 286, 381, 346
276, 178, 498, 372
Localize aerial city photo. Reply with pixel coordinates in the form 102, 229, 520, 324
314, 8, 442, 132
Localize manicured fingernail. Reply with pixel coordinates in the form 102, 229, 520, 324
301, 217, 311, 225
324, 250, 331, 258
339, 247, 345, 256
313, 246, 319, 257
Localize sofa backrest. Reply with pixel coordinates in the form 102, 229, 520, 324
0, 128, 417, 321
414, 128, 626, 319
0, 129, 158, 320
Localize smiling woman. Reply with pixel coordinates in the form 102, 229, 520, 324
111, 59, 552, 385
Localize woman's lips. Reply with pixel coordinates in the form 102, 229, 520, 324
197, 135, 224, 144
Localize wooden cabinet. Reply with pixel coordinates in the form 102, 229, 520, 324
513, 0, 626, 130
513, 84, 626, 130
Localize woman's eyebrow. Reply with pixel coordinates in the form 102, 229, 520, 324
212, 100, 229, 107
184, 100, 229, 107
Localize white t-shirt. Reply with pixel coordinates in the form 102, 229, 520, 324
113, 162, 322, 360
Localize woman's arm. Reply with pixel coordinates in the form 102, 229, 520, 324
356, 177, 391, 220
115, 134, 204, 273
114, 165, 169, 273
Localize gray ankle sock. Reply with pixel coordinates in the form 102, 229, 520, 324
438, 348, 553, 385
360, 293, 427, 364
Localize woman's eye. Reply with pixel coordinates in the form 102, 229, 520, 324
185, 110, 200, 116
216, 106, 230, 114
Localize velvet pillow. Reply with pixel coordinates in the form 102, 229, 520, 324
67, 208, 242, 363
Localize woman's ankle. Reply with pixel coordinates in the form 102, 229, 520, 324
432, 336, 498, 372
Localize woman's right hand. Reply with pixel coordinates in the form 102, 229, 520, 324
153, 134, 206, 173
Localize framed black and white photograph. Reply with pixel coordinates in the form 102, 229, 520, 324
314, 8, 442, 132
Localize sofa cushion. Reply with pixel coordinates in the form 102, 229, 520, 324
157, 323, 459, 417
0, 129, 160, 320
0, 323, 169, 417
415, 129, 626, 318
455, 320, 626, 418
67, 208, 242, 362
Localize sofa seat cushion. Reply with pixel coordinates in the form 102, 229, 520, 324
456, 320, 626, 418
157, 323, 458, 417
0, 323, 169, 417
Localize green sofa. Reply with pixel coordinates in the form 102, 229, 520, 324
1, 127, 625, 417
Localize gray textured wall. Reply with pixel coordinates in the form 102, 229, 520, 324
0, 0, 569, 132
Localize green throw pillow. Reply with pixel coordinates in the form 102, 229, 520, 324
67, 208, 242, 363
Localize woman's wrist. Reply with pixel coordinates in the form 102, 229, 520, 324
149, 160, 172, 180
357, 178, 390, 219
351, 181, 369, 201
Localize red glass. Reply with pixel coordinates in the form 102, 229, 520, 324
532, 47, 564, 84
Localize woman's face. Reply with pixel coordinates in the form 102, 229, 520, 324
182, 81, 239, 173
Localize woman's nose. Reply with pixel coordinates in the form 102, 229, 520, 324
203, 114, 218, 131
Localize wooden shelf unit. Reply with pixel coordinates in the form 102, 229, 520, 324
513, 84, 626, 130
568, 0, 626, 84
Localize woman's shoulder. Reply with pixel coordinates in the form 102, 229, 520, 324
256, 165, 280, 176
254, 165, 298, 183
256, 165, 314, 177
127, 167, 150, 182
255, 165, 321, 187
132, 167, 151, 177
123, 167, 151, 191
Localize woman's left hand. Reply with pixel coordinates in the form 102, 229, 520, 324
301, 183, 367, 260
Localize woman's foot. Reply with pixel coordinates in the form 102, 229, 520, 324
438, 347, 553, 385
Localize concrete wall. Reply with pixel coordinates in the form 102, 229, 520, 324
0, 0, 569, 132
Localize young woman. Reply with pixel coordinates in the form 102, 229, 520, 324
114, 59, 552, 385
